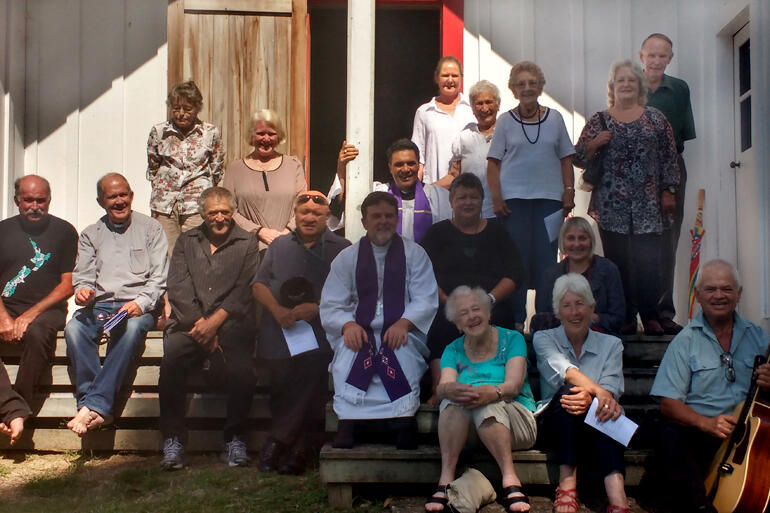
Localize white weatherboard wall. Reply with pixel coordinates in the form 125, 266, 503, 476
22, 0, 167, 231
464, 0, 770, 327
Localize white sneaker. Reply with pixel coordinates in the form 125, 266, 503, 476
160, 437, 185, 470
222, 436, 250, 467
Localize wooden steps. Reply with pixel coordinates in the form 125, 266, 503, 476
0, 332, 326, 452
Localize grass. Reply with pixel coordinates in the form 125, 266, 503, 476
0, 454, 383, 513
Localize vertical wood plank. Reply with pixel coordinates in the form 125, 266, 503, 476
241, 15, 261, 160
211, 14, 231, 164
289, 0, 307, 166
167, 0, 184, 89
273, 16, 291, 153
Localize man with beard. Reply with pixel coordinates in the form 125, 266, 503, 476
64, 173, 168, 434
327, 138, 452, 243
252, 190, 350, 474
0, 175, 78, 405
321, 191, 438, 449
159, 186, 259, 469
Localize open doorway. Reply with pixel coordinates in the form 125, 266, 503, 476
308, 3, 440, 191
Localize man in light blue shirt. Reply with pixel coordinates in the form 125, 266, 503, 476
649, 259, 770, 513
65, 173, 168, 435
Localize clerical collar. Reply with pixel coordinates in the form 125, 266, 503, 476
399, 188, 415, 201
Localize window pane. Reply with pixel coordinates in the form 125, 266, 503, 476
741, 97, 752, 151
739, 39, 750, 96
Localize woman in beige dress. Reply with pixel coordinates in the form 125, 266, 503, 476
223, 109, 307, 251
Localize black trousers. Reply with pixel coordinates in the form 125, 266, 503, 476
159, 326, 256, 444
652, 418, 722, 512
599, 229, 662, 323
658, 154, 687, 320
537, 384, 625, 479
267, 351, 331, 446
6, 306, 65, 405
0, 358, 31, 425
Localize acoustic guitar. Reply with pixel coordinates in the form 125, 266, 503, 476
705, 347, 770, 513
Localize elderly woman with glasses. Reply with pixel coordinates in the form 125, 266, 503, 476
533, 216, 625, 335
147, 80, 225, 254
223, 109, 307, 252
487, 61, 576, 329
533, 273, 629, 513
574, 59, 679, 336
426, 286, 537, 513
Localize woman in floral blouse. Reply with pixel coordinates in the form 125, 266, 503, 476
574, 59, 679, 336
146, 80, 224, 254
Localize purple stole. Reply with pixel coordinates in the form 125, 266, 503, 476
388, 180, 432, 243
345, 235, 412, 401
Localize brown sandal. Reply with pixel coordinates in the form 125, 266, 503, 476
553, 487, 578, 513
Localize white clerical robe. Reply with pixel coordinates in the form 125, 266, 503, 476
326, 175, 452, 240
320, 236, 438, 419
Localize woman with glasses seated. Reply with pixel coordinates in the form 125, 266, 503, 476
223, 109, 307, 253
147, 80, 224, 255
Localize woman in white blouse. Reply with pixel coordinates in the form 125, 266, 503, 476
411, 56, 476, 186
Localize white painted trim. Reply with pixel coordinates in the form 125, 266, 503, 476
344, 0, 375, 241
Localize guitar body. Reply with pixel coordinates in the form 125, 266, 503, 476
706, 392, 770, 513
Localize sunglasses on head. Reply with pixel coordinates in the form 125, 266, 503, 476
297, 194, 328, 206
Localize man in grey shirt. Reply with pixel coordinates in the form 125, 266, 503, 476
64, 173, 168, 435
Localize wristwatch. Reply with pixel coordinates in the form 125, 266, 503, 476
495, 385, 503, 401
488, 292, 496, 305
665, 185, 678, 194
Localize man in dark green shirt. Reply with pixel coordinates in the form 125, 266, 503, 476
640, 33, 696, 335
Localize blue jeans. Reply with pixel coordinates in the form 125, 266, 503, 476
64, 301, 154, 416
499, 198, 561, 324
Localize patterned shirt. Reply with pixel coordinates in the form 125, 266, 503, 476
574, 107, 679, 235
146, 120, 225, 215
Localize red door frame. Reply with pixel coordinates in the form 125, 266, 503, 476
307, 0, 464, 66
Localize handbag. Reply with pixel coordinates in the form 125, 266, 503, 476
580, 112, 608, 191
445, 468, 497, 513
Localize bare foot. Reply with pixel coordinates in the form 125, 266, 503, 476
86, 410, 105, 430
67, 406, 92, 435
8, 417, 25, 445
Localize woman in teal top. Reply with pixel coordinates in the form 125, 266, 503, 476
425, 286, 536, 513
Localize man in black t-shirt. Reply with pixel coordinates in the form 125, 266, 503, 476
0, 175, 78, 405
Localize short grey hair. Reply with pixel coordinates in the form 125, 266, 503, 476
198, 186, 237, 215
695, 259, 742, 289
245, 109, 286, 146
552, 273, 596, 315
607, 59, 648, 107
14, 175, 51, 199
558, 216, 596, 256
96, 173, 131, 199
468, 80, 501, 105
445, 285, 491, 324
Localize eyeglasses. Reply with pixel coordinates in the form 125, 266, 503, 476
513, 80, 540, 89
720, 352, 736, 383
170, 105, 196, 113
297, 194, 328, 206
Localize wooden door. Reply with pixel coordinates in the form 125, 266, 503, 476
167, 0, 307, 168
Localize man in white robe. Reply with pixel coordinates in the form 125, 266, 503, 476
327, 138, 452, 243
321, 191, 438, 448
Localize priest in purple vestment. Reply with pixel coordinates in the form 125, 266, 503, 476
321, 192, 438, 448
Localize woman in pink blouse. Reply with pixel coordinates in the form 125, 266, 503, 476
147, 80, 224, 254
223, 109, 307, 252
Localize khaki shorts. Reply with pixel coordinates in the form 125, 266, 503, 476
440, 398, 537, 450
152, 209, 204, 256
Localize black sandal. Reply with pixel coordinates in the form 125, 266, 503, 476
498, 484, 530, 512
425, 484, 452, 513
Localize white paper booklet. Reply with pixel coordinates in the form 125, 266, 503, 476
584, 397, 639, 447
282, 320, 319, 356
